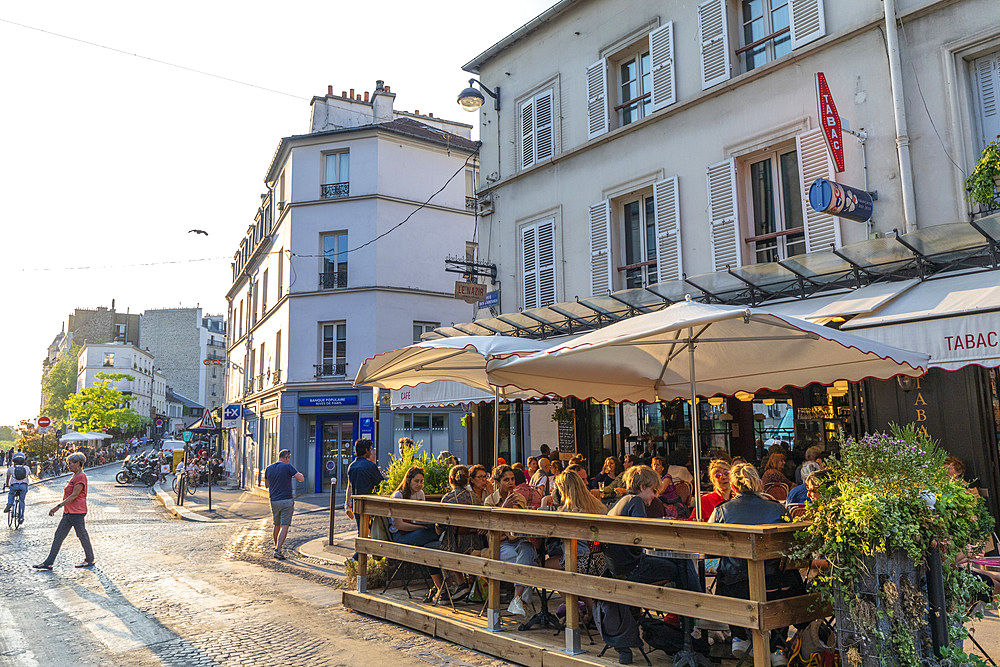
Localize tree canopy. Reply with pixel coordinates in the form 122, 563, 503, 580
41, 345, 80, 424
64, 372, 149, 435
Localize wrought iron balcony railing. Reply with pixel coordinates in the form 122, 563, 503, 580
319, 272, 348, 289
321, 182, 349, 199
314, 362, 347, 379
970, 187, 1000, 219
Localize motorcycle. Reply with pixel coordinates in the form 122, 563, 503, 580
115, 454, 157, 486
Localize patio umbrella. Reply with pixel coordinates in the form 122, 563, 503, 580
354, 336, 556, 463
59, 431, 92, 443
487, 298, 930, 519
83, 432, 113, 440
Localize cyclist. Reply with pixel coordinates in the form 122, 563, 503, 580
4, 453, 30, 523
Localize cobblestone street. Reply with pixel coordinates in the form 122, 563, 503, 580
0, 465, 510, 667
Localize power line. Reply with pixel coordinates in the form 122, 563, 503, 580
21, 256, 228, 272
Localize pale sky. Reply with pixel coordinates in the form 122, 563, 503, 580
0, 0, 554, 426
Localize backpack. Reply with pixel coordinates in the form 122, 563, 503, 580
12, 465, 27, 481
594, 600, 642, 649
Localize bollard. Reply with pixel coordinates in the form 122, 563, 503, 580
207, 466, 213, 512
328, 477, 338, 546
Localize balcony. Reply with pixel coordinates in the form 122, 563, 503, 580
272, 369, 281, 386
321, 182, 349, 199
314, 362, 347, 379
319, 272, 348, 289
465, 196, 477, 211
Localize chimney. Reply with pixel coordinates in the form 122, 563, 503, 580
342, 90, 347, 97
350, 88, 355, 99
328, 85, 333, 95
414, 110, 419, 115
372, 80, 396, 123
428, 112, 433, 118
364, 91, 369, 102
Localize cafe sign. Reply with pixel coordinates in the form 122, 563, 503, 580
455, 281, 486, 304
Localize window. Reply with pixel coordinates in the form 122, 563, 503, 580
211, 384, 217, 396
278, 170, 286, 204
521, 218, 556, 309
519, 89, 554, 169
617, 49, 651, 126
261, 269, 268, 316
259, 342, 266, 383
212, 367, 217, 378
321, 151, 350, 198
320, 322, 347, 377
394, 412, 450, 459
739, 0, 791, 72
972, 50, 1000, 152
620, 194, 658, 287
320, 232, 348, 289
465, 169, 478, 210
274, 330, 282, 376
413, 322, 439, 344
277, 248, 284, 297
103, 352, 115, 367
744, 147, 804, 263
251, 280, 259, 326
238, 300, 244, 337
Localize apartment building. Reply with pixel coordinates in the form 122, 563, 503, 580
76, 343, 165, 421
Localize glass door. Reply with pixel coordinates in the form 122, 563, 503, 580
320, 419, 355, 491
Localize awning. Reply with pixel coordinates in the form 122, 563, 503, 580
841, 271, 1000, 370
391, 381, 500, 409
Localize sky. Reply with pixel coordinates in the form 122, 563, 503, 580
0, 0, 555, 427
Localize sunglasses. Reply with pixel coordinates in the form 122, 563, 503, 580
713, 472, 729, 479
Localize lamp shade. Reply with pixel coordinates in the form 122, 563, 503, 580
457, 86, 485, 111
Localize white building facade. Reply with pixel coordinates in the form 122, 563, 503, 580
76, 343, 163, 422
225, 80, 479, 493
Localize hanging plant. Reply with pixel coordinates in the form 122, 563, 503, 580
460, 413, 472, 428
551, 406, 573, 422
966, 136, 1000, 208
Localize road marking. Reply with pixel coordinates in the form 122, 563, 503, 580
102, 507, 121, 513
43, 585, 173, 654
0, 600, 39, 666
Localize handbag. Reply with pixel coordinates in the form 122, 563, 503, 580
786, 620, 840, 667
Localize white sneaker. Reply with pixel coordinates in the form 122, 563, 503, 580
770, 649, 787, 666
520, 588, 533, 605
731, 638, 751, 658
507, 596, 526, 617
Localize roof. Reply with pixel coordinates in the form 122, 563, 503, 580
264, 117, 480, 183
462, 0, 580, 73
165, 388, 204, 410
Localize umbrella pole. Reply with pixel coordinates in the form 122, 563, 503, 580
493, 387, 500, 464
689, 329, 703, 523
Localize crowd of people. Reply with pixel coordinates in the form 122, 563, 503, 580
1, 442, 137, 478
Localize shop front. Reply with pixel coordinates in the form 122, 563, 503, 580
298, 393, 372, 494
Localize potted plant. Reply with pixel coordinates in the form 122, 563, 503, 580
788, 424, 994, 667
966, 136, 1000, 209
377, 443, 452, 498
551, 405, 574, 422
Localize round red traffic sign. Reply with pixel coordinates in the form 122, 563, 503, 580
37, 416, 51, 428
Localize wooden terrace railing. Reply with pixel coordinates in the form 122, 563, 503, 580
352, 495, 828, 667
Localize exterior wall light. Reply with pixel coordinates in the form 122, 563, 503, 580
458, 78, 500, 112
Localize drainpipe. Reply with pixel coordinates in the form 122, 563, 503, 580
883, 0, 917, 233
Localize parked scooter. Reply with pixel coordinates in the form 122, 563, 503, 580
115, 453, 158, 486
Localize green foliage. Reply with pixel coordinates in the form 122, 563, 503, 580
788, 424, 994, 666
344, 556, 388, 589
41, 345, 80, 424
377, 444, 452, 495
15, 420, 48, 458
64, 372, 147, 435
966, 137, 1000, 208
0, 426, 16, 441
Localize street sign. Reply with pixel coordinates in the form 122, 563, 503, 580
477, 290, 499, 309
38, 427, 49, 435
222, 403, 241, 428
815, 73, 845, 173
454, 280, 486, 304
37, 416, 51, 429
182, 431, 193, 442
155, 418, 164, 428
199, 408, 217, 429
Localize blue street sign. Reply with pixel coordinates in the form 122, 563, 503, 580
360, 417, 374, 441
478, 291, 499, 309
222, 404, 242, 428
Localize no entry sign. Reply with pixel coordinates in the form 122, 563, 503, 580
37, 416, 51, 428
815, 73, 845, 173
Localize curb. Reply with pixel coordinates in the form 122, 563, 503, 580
152, 483, 220, 523
297, 537, 353, 572
27, 460, 121, 486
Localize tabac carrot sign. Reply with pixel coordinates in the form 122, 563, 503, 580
816, 72, 845, 173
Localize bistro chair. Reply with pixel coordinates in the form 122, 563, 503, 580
764, 482, 789, 502
674, 480, 692, 506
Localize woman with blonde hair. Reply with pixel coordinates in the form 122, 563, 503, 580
691, 459, 733, 522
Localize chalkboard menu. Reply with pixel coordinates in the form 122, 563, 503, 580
557, 411, 577, 454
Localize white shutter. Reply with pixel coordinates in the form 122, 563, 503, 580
520, 98, 535, 169
535, 90, 554, 162
586, 59, 609, 140
796, 127, 840, 252
589, 200, 612, 296
537, 219, 556, 307
649, 22, 676, 112
521, 224, 538, 309
973, 53, 1000, 148
789, 0, 826, 50
653, 177, 682, 282
698, 0, 730, 90
706, 158, 741, 271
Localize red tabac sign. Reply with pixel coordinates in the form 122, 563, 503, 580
815, 73, 845, 173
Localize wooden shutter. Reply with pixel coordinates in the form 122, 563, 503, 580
789, 0, 826, 50
589, 200, 612, 296
706, 158, 741, 270
649, 22, 676, 112
521, 224, 538, 309
698, 0, 730, 90
586, 59, 609, 140
973, 53, 1000, 149
796, 127, 840, 252
537, 219, 556, 307
520, 98, 535, 169
535, 90, 554, 162
653, 177, 682, 282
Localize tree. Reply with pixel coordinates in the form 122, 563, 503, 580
15, 419, 43, 458
0, 425, 16, 441
41, 345, 80, 424
64, 372, 147, 435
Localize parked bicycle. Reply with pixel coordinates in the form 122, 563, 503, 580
171, 473, 197, 495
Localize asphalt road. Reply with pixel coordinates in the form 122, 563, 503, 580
0, 464, 509, 667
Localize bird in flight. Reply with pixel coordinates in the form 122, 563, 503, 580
188, 229, 209, 236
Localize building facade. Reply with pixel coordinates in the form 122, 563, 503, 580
225, 80, 479, 493
76, 343, 164, 422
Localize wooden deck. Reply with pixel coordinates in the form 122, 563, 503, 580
343, 586, 741, 666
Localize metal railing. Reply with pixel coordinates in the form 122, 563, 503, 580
319, 272, 348, 289
314, 362, 347, 378
970, 187, 1000, 219
271, 369, 281, 386
321, 182, 349, 199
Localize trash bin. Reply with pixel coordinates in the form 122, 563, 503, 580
171, 448, 185, 474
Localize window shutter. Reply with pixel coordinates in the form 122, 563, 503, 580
649, 22, 676, 112
537, 219, 556, 307
789, 0, 826, 50
535, 90, 554, 162
698, 0, 730, 90
520, 98, 535, 169
973, 53, 1000, 148
796, 127, 840, 252
706, 158, 740, 270
521, 224, 538, 309
586, 59, 609, 140
653, 176, 682, 282
589, 200, 612, 296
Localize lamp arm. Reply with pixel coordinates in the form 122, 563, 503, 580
468, 78, 500, 111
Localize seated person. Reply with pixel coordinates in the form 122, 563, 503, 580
761, 452, 793, 488
389, 466, 445, 600
438, 465, 486, 600
945, 456, 981, 497
590, 456, 621, 491
530, 456, 556, 496
691, 459, 733, 522
651, 456, 689, 519
512, 468, 543, 509
484, 464, 537, 617
605, 466, 700, 590
542, 463, 588, 507
709, 463, 804, 662
599, 454, 640, 504
468, 464, 492, 505
786, 467, 829, 505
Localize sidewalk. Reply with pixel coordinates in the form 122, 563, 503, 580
298, 532, 358, 571
152, 479, 342, 522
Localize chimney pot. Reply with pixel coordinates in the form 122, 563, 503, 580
364, 91, 369, 102
350, 88, 355, 98
415, 110, 419, 115
375, 79, 385, 91
328, 85, 333, 95
385, 85, 390, 92
342, 91, 347, 97
429, 112, 433, 117
356, 95, 361, 100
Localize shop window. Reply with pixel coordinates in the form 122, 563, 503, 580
394, 412, 450, 459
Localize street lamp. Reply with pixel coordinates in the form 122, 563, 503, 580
457, 78, 500, 112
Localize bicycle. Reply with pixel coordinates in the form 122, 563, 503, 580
3, 485, 25, 530
171, 474, 197, 495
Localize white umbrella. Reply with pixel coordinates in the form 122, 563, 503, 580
488, 299, 930, 518
59, 431, 92, 443
83, 432, 113, 440
355, 336, 556, 462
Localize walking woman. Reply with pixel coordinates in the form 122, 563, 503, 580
33, 452, 94, 570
